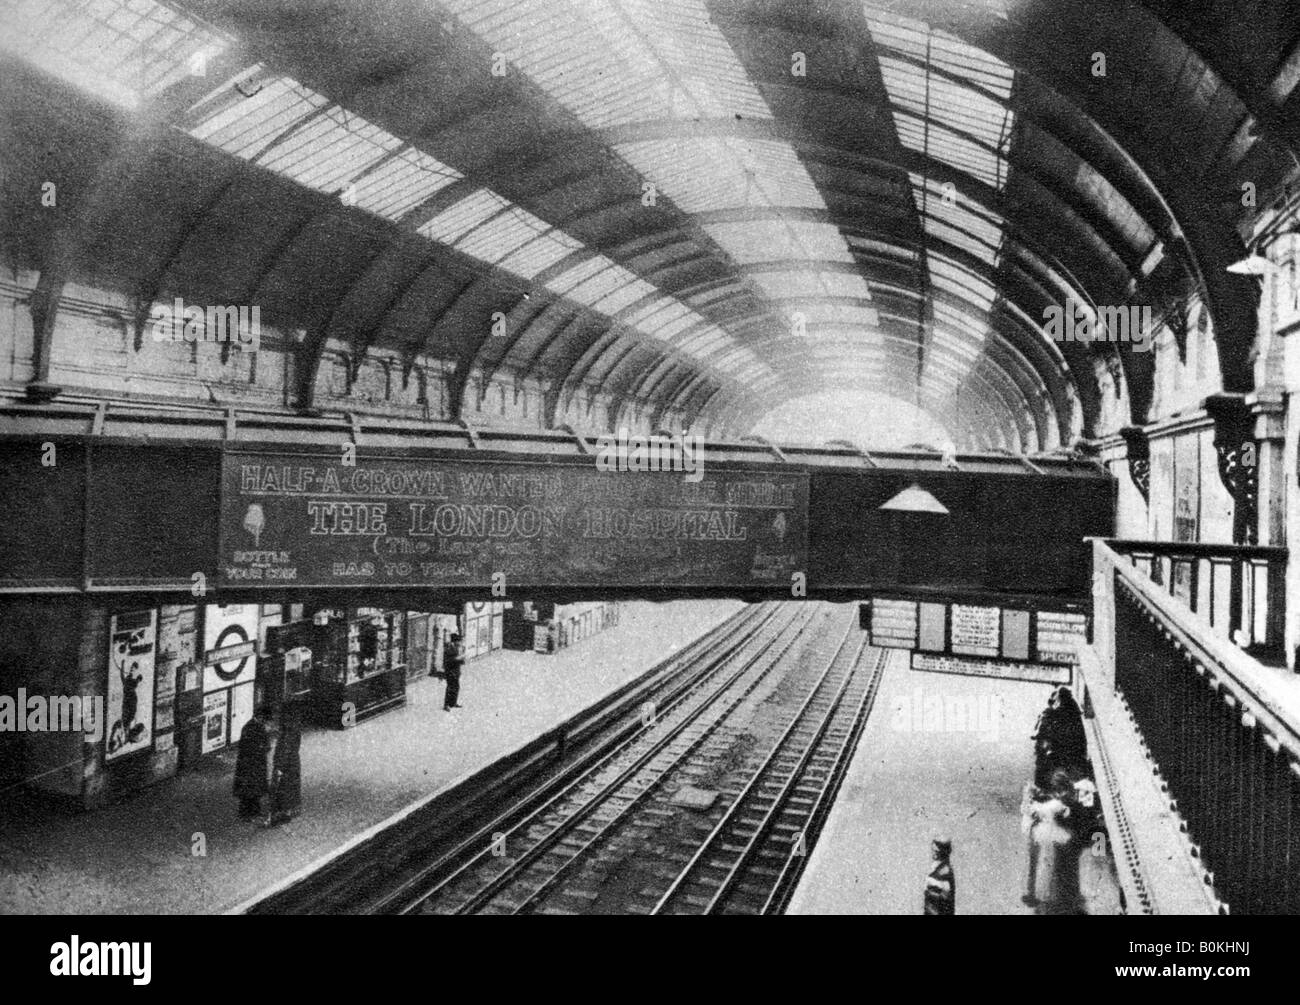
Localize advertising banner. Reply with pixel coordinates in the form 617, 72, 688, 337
218, 453, 808, 589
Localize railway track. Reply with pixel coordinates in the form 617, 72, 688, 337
653, 633, 885, 915
240, 601, 887, 915
242, 600, 781, 914
399, 602, 885, 916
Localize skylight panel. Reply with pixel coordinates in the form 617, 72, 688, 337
930, 32, 1015, 100
787, 221, 858, 263
1, 0, 229, 109
545, 256, 610, 296
932, 301, 989, 343
615, 137, 827, 214
927, 75, 1009, 147
707, 221, 857, 268
565, 265, 633, 307
626, 298, 684, 329
869, 8, 1016, 191
189, 77, 328, 155
865, 10, 928, 58
681, 329, 729, 353
704, 222, 801, 265
819, 272, 875, 300
929, 256, 996, 310
750, 271, 828, 300
932, 326, 984, 355
909, 175, 1004, 264
260, 107, 401, 195
419, 189, 510, 244
925, 219, 999, 262
653, 312, 701, 340
455, 204, 553, 264
442, 0, 770, 129
802, 304, 881, 328
353, 149, 462, 220
594, 277, 658, 315
446, 0, 863, 335
498, 230, 584, 279
747, 270, 874, 303
896, 113, 1003, 187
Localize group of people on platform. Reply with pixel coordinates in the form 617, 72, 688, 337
1022, 685, 1102, 915
923, 684, 1104, 916
231, 633, 466, 824
233, 703, 303, 827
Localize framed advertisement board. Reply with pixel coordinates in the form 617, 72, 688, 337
218, 452, 809, 589
106, 610, 156, 761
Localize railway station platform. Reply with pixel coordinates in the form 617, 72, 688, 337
788, 651, 1124, 916
0, 599, 741, 915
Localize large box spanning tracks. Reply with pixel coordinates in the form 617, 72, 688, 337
218, 450, 809, 589
0, 429, 1114, 600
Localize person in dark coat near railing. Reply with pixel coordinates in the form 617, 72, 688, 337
268, 705, 303, 826
1033, 686, 1090, 787
233, 704, 273, 819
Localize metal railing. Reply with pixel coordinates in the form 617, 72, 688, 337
1092, 538, 1300, 914
1106, 538, 1287, 665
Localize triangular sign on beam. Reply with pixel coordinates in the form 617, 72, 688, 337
879, 483, 949, 514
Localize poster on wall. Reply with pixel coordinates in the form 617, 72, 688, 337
1173, 436, 1200, 543
201, 690, 229, 754
1172, 435, 1200, 602
106, 610, 157, 761
203, 604, 259, 693
1150, 440, 1174, 541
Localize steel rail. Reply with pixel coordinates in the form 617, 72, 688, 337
381, 601, 784, 914
412, 604, 817, 914
506, 608, 863, 915
760, 649, 892, 915
652, 631, 873, 914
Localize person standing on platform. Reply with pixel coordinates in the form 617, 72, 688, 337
1033, 687, 1090, 787
443, 632, 465, 711
233, 704, 273, 820
923, 836, 956, 915
1028, 771, 1085, 915
268, 706, 303, 826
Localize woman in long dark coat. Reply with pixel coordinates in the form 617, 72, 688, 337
268, 708, 303, 825
233, 705, 272, 819
1033, 687, 1090, 786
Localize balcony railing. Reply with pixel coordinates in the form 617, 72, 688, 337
1106, 538, 1287, 666
1091, 538, 1300, 914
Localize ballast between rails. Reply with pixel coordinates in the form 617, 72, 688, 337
236, 602, 773, 914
